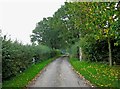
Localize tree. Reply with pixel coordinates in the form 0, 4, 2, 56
31, 2, 120, 66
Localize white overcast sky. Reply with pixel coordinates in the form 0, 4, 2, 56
0, 0, 65, 44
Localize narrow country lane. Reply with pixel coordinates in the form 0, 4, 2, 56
28, 57, 90, 87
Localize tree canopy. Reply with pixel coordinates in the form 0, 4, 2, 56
31, 2, 120, 66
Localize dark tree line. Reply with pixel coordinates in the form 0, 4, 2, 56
31, 2, 120, 66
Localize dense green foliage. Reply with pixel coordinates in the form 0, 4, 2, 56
2, 36, 59, 80
70, 58, 120, 88
3, 57, 55, 88
31, 2, 120, 65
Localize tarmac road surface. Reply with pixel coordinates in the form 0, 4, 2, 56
28, 57, 90, 87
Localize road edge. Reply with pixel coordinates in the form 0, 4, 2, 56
69, 60, 96, 88
25, 57, 60, 88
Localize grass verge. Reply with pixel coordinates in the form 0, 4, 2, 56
2, 57, 57, 88
69, 58, 120, 88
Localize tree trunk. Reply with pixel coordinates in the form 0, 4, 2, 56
79, 47, 82, 61
108, 38, 112, 66
77, 46, 82, 61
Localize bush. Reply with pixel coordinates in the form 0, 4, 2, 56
2, 36, 56, 81
50, 49, 61, 57
79, 35, 120, 64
